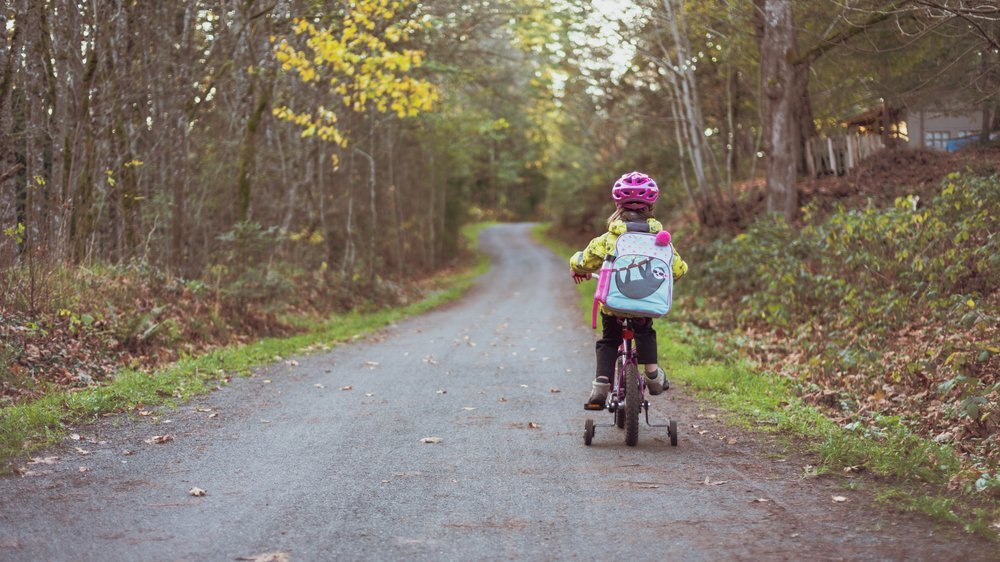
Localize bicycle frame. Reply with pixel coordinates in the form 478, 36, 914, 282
607, 318, 645, 412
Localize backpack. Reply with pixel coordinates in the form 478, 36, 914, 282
592, 222, 674, 328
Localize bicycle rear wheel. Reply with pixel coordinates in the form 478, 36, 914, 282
624, 363, 640, 446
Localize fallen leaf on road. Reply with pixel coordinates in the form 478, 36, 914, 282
340, 385, 353, 391
462, 407, 476, 411
702, 477, 728, 486
236, 552, 290, 562
363, 361, 380, 369
70, 434, 81, 441
285, 360, 299, 367
549, 388, 560, 393
423, 356, 438, 365
419, 437, 443, 444
196, 408, 213, 413
79, 467, 90, 473
263, 379, 271, 384
314, 384, 326, 389
260, 419, 271, 424
365, 393, 374, 397
208, 413, 219, 418
27, 457, 59, 465
498, 397, 508, 403
625, 481, 661, 489
122, 450, 134, 456
189, 487, 207, 497
144, 435, 174, 444
727, 438, 738, 445
519, 384, 528, 388
74, 447, 90, 455
436, 389, 447, 394
381, 480, 390, 484
832, 496, 848, 503
527, 422, 540, 429
138, 411, 152, 417
751, 498, 770, 503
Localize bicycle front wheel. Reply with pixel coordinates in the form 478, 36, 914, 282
624, 363, 640, 446
614, 357, 625, 429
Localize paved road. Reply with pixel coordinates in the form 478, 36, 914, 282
1, 224, 995, 561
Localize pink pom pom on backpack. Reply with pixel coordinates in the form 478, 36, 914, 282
655, 230, 671, 246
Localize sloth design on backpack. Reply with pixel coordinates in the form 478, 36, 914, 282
592, 222, 674, 326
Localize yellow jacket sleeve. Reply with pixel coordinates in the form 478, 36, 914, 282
569, 233, 614, 273
672, 248, 688, 280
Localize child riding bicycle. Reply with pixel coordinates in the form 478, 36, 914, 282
569, 172, 688, 406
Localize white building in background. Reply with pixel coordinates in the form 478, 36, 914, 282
806, 103, 993, 177
903, 109, 988, 151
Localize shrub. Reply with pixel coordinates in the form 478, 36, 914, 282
702, 172, 997, 344
695, 172, 999, 465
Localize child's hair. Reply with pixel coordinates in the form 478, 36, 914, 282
607, 205, 653, 228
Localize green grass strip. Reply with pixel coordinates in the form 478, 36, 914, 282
533, 224, 998, 539
1, 223, 493, 472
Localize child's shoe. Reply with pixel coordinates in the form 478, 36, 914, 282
587, 376, 611, 405
644, 368, 669, 395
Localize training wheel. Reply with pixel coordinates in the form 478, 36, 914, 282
669, 419, 678, 447
584, 419, 595, 446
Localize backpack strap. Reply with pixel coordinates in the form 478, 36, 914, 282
624, 221, 650, 233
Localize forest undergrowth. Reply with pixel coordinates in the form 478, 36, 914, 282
675, 148, 1000, 502
0, 224, 486, 409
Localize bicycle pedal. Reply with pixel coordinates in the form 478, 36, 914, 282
583, 403, 604, 411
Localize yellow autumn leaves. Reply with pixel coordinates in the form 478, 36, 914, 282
272, 0, 438, 154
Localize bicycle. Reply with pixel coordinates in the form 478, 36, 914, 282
582, 287, 678, 447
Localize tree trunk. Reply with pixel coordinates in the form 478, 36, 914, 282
236, 87, 270, 224
981, 43, 993, 143
68, 33, 100, 263
659, 0, 726, 225
760, 0, 799, 223
0, 1, 26, 265
792, 60, 815, 172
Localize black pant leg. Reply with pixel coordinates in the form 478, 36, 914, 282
595, 313, 621, 380
632, 318, 658, 365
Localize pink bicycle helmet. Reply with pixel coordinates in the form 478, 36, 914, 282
611, 171, 658, 209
